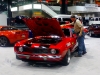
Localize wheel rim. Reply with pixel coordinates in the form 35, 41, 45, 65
67, 50, 71, 63
0, 37, 8, 46
89, 31, 91, 36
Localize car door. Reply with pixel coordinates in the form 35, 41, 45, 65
69, 28, 78, 52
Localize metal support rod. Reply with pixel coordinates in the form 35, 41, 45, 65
7, 0, 12, 18
7, 0, 12, 25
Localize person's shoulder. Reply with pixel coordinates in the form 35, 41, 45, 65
76, 19, 81, 23
76, 19, 80, 22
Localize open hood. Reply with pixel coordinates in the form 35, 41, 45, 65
23, 18, 65, 37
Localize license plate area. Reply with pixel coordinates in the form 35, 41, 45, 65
33, 48, 49, 54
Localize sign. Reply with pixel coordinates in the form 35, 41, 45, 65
85, 4, 98, 7
85, 7, 98, 12
85, 4, 98, 12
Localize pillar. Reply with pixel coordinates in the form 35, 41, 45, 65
7, 0, 12, 25
60, 0, 68, 14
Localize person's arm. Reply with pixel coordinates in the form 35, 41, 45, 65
76, 20, 83, 36
60, 22, 74, 26
79, 27, 83, 36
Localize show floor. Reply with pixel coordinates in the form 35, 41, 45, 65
0, 35, 100, 75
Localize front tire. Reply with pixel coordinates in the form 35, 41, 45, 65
16, 55, 21, 60
89, 31, 94, 37
61, 50, 71, 66
0, 36, 10, 47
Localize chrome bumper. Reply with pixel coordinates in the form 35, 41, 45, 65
16, 54, 61, 60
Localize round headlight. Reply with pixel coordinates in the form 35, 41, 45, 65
51, 49, 56, 54
19, 47, 23, 52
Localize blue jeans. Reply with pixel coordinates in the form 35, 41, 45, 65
77, 32, 86, 55
29, 30, 34, 38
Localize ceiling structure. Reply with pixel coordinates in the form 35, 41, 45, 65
0, 0, 93, 12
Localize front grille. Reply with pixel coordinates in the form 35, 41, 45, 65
33, 48, 49, 53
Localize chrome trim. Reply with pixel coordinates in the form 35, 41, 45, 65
16, 54, 61, 59
31, 55, 61, 59
16, 54, 30, 57
72, 41, 78, 52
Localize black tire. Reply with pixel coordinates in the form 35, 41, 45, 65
16, 55, 21, 60
0, 36, 10, 47
61, 50, 71, 66
89, 31, 94, 37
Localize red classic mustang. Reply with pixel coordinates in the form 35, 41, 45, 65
14, 18, 78, 66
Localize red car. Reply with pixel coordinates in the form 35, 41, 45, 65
88, 24, 100, 37
83, 26, 89, 34
0, 26, 29, 47
14, 18, 78, 66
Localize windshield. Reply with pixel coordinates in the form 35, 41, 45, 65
58, 18, 72, 25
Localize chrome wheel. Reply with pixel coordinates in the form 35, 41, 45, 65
89, 31, 92, 37
89, 31, 93, 37
61, 50, 71, 66
67, 50, 71, 63
0, 37, 9, 47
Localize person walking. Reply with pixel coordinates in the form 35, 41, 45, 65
61, 15, 87, 57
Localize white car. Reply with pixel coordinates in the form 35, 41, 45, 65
52, 14, 82, 25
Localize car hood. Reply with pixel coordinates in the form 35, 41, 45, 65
23, 18, 65, 37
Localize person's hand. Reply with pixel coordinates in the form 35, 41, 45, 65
79, 33, 82, 36
60, 25, 65, 27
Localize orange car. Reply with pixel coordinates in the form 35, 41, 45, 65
0, 26, 29, 47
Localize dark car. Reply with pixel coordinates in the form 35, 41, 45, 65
88, 24, 100, 37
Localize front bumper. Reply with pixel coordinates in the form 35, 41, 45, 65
16, 54, 62, 62
91, 30, 100, 35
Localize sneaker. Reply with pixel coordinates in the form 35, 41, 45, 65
82, 52, 87, 55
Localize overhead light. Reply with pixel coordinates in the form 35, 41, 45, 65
23, 4, 32, 10
11, 7, 17, 11
33, 4, 42, 9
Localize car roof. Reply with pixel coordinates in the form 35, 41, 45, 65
53, 14, 78, 18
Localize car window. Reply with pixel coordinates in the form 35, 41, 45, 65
10, 27, 18, 30
90, 18, 94, 21
71, 28, 75, 34
1, 27, 18, 31
62, 18, 72, 22
95, 18, 98, 21
62, 28, 70, 36
57, 18, 61, 21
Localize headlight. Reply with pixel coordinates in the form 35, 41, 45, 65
51, 49, 56, 54
19, 47, 23, 52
